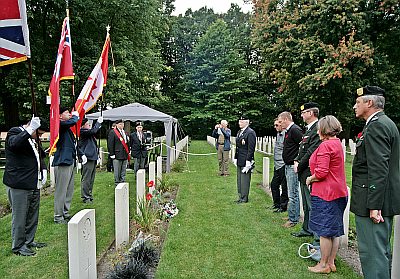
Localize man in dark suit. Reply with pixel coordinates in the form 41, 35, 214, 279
234, 115, 256, 203
79, 117, 103, 203
108, 119, 130, 186
351, 86, 400, 279
278, 111, 303, 228
130, 121, 148, 173
293, 102, 321, 238
3, 117, 48, 256
53, 106, 86, 224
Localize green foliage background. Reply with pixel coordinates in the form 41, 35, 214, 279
1, 0, 399, 138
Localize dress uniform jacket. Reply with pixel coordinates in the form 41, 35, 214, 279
79, 122, 101, 161
351, 111, 400, 217
108, 129, 129, 160
53, 115, 81, 166
130, 132, 148, 159
295, 121, 321, 183
235, 126, 256, 167
3, 127, 46, 190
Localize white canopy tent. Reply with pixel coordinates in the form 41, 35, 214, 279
86, 103, 178, 172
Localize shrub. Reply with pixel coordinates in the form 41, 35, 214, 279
157, 174, 178, 193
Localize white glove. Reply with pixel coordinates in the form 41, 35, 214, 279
81, 155, 88, 165
71, 111, 79, 117
77, 162, 82, 170
110, 155, 115, 159
26, 116, 41, 135
98, 116, 103, 124
41, 169, 47, 186
233, 159, 237, 166
242, 160, 252, 173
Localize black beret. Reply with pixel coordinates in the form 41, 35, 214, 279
239, 114, 249, 120
356, 86, 385, 97
38, 117, 49, 131
300, 102, 319, 111
81, 118, 89, 126
59, 106, 70, 114
136, 121, 143, 127
115, 119, 123, 124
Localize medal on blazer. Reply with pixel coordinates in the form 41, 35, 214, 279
242, 139, 245, 145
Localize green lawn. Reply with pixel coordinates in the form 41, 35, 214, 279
156, 141, 361, 279
0, 168, 138, 279
0, 140, 361, 278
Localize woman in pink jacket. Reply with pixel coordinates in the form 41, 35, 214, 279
306, 115, 348, 274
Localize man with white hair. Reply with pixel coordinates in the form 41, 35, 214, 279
351, 85, 400, 279
212, 120, 231, 176
234, 115, 256, 203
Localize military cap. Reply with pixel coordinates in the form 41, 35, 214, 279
115, 119, 123, 124
38, 117, 49, 131
356, 86, 385, 97
59, 106, 70, 114
300, 102, 319, 111
81, 118, 89, 126
239, 114, 249, 120
135, 121, 143, 127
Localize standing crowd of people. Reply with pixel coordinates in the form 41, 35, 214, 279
211, 85, 399, 278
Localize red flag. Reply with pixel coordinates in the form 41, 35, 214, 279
48, 17, 74, 155
72, 32, 110, 136
0, 0, 31, 66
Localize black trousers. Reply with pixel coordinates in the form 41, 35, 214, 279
270, 166, 288, 210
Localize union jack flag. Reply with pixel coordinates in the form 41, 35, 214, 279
48, 17, 74, 155
0, 0, 31, 67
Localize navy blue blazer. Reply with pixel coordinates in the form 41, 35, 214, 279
3, 127, 47, 190
235, 126, 256, 167
79, 122, 101, 161
53, 116, 82, 166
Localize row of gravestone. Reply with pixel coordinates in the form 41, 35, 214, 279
207, 135, 400, 278
67, 157, 163, 279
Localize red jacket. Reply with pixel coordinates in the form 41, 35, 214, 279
309, 138, 348, 201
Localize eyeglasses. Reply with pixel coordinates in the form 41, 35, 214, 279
274, 124, 279, 127
301, 110, 311, 115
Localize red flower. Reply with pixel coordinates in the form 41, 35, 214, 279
357, 132, 362, 139
147, 180, 154, 187
146, 193, 153, 201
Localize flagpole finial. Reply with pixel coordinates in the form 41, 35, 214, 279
106, 25, 111, 33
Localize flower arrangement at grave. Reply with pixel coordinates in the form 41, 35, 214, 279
145, 180, 179, 221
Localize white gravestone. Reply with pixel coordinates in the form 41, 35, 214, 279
149, 161, 156, 194
156, 156, 162, 182
115, 183, 129, 248
340, 186, 351, 248
68, 209, 97, 279
263, 157, 270, 187
50, 156, 55, 187
136, 169, 146, 215
392, 215, 400, 279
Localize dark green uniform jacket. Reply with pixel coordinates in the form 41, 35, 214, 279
295, 121, 321, 184
351, 111, 400, 217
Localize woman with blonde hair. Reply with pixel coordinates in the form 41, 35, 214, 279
306, 115, 348, 274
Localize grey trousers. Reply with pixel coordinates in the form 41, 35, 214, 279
54, 164, 75, 221
6, 186, 40, 252
113, 159, 127, 186
133, 157, 146, 173
81, 160, 96, 201
217, 145, 229, 175
237, 167, 251, 202
356, 215, 394, 279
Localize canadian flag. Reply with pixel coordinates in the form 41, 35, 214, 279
72, 32, 110, 135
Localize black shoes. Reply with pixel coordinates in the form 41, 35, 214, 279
235, 199, 248, 204
291, 230, 313, 237
13, 246, 36, 256
54, 219, 68, 224
273, 208, 286, 213
27, 242, 47, 249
